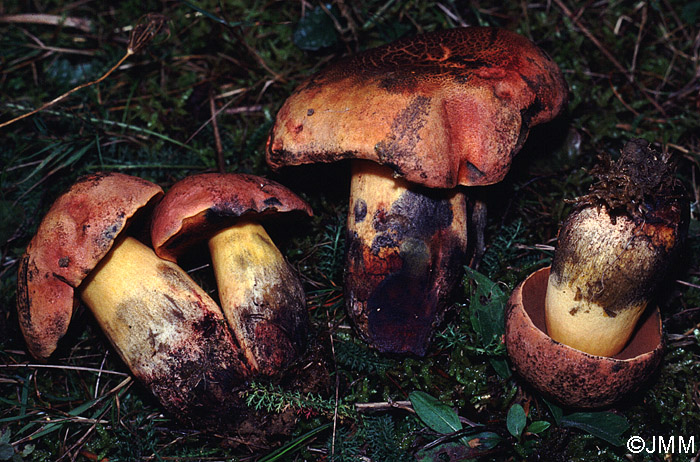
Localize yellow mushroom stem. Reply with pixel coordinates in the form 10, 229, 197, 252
544, 206, 672, 357
208, 219, 307, 375
79, 236, 248, 420
545, 280, 647, 358
345, 160, 468, 355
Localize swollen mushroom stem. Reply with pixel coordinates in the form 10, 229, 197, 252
346, 161, 468, 355
150, 173, 312, 377
79, 235, 250, 421
265, 26, 569, 355
545, 139, 689, 357
207, 218, 307, 374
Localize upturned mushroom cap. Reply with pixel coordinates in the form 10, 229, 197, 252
266, 26, 568, 188
16, 172, 164, 360
150, 173, 312, 262
505, 267, 664, 408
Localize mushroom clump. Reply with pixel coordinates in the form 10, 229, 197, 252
17, 171, 311, 428
267, 26, 568, 355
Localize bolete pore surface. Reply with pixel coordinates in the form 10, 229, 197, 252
150, 173, 313, 376
17, 172, 250, 428
267, 26, 568, 355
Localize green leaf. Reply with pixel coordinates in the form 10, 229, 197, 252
506, 404, 527, 438
414, 441, 471, 462
468, 431, 503, 450
20, 444, 34, 458
409, 391, 462, 435
527, 421, 551, 434
293, 4, 338, 51
543, 399, 563, 425
414, 432, 502, 461
0, 442, 13, 461
464, 267, 511, 378
544, 399, 629, 445
465, 267, 506, 343
560, 412, 630, 446
489, 358, 511, 379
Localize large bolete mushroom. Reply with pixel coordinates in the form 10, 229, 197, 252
150, 173, 313, 376
266, 26, 568, 355
17, 172, 250, 427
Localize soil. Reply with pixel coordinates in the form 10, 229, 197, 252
575, 138, 684, 221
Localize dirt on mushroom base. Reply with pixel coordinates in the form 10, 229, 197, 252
221, 343, 333, 448
550, 139, 689, 317
574, 138, 686, 221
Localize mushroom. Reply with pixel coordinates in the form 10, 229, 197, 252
150, 173, 313, 376
505, 140, 689, 407
505, 267, 664, 408
266, 26, 568, 355
17, 172, 250, 427
545, 139, 688, 356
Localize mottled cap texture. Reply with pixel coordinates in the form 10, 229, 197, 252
151, 173, 312, 261
17, 172, 164, 360
505, 267, 664, 408
267, 26, 568, 188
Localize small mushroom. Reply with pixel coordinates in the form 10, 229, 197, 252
505, 267, 664, 408
150, 173, 312, 376
266, 27, 568, 355
545, 139, 688, 356
17, 172, 250, 427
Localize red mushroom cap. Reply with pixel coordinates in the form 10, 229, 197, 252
267, 26, 568, 188
16, 172, 164, 360
150, 173, 312, 262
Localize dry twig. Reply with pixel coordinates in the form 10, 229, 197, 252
0, 13, 93, 32
0, 14, 168, 130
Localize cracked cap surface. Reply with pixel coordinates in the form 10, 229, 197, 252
267, 26, 568, 188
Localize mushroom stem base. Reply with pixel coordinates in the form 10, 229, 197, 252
345, 160, 468, 355
79, 236, 249, 425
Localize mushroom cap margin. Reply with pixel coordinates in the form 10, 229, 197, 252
267, 26, 568, 188
150, 173, 313, 262
16, 172, 164, 360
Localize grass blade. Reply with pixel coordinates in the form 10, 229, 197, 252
257, 423, 331, 462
